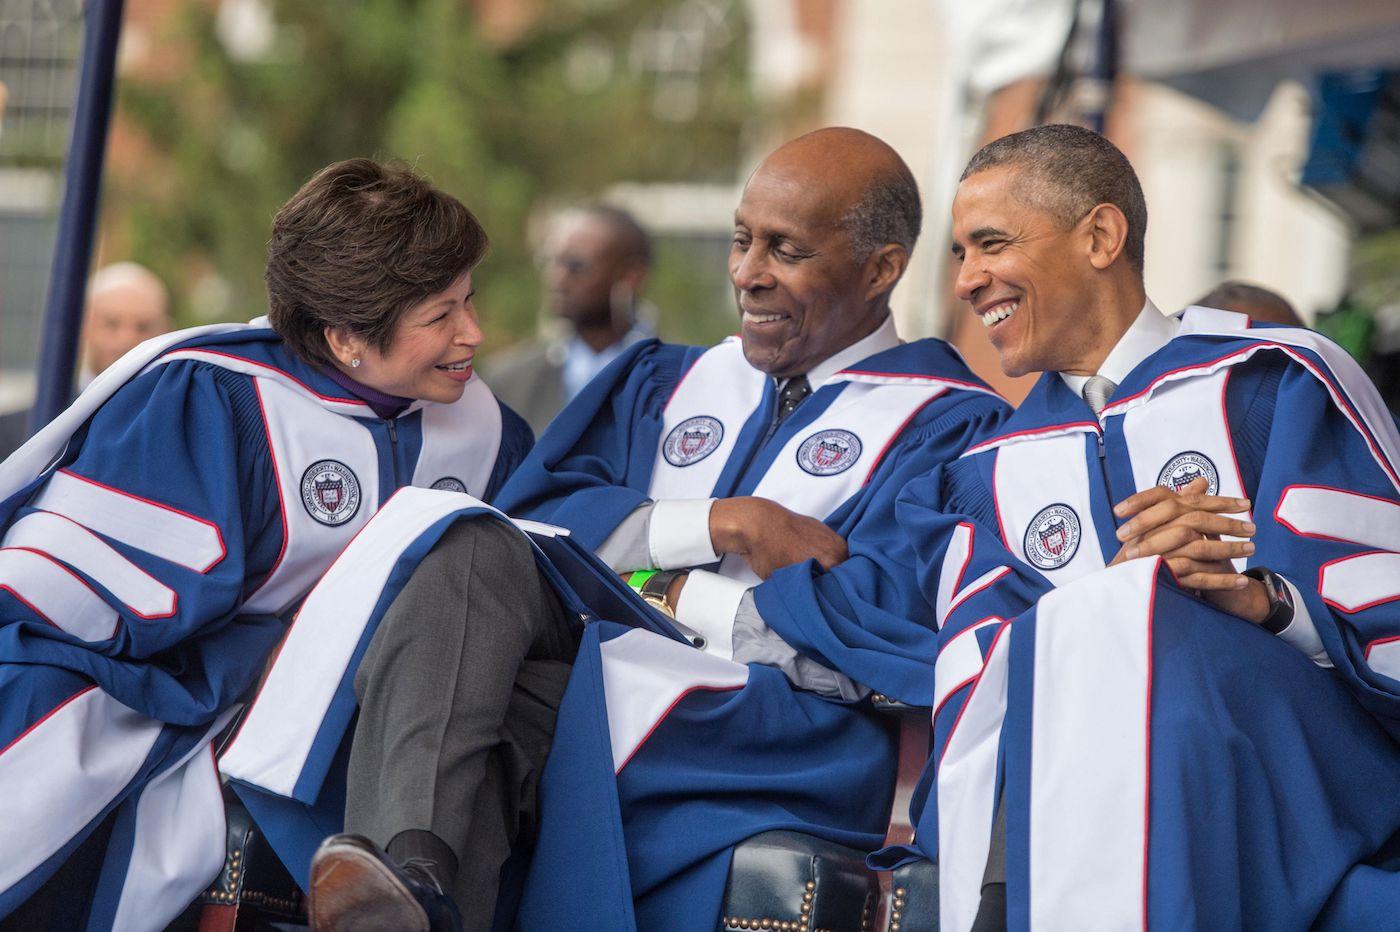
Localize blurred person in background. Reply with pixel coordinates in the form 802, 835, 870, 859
79, 262, 174, 387
486, 205, 653, 434
1195, 279, 1305, 327
0, 262, 173, 460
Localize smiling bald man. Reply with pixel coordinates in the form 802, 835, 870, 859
496, 126, 1012, 930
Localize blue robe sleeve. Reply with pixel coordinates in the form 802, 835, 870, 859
750, 392, 1013, 705
494, 339, 698, 550
1248, 360, 1400, 734
0, 361, 285, 724
483, 399, 535, 503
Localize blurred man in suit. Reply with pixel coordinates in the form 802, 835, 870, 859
488, 206, 652, 434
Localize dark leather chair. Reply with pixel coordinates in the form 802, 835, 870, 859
195, 785, 306, 931
197, 697, 938, 932
717, 695, 936, 932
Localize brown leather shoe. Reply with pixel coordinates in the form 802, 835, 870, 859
308, 834, 463, 932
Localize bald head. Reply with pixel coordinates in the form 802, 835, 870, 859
730, 128, 919, 378
84, 262, 172, 376
754, 127, 922, 259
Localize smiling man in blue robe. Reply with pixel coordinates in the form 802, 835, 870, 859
908, 123, 1400, 931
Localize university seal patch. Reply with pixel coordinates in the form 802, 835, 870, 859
796, 429, 862, 476
1023, 503, 1081, 570
300, 460, 362, 526
430, 477, 468, 493
1157, 451, 1219, 495
663, 416, 724, 467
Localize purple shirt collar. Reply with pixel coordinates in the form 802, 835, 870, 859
320, 364, 413, 420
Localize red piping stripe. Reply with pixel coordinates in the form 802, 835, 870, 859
0, 684, 98, 758
162, 349, 370, 409
25, 511, 178, 620
862, 394, 945, 487
1142, 560, 1159, 931
56, 469, 227, 574
615, 682, 745, 774
1319, 550, 1400, 614
965, 421, 1101, 458
937, 619, 1012, 769
247, 381, 289, 598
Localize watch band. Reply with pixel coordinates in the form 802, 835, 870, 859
1244, 566, 1294, 635
638, 569, 681, 619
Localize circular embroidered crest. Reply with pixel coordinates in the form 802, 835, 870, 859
300, 460, 362, 526
430, 477, 468, 494
663, 416, 724, 467
1157, 451, 1220, 495
796, 429, 863, 477
1023, 503, 1082, 570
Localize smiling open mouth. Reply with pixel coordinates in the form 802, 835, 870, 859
742, 311, 786, 325
979, 301, 1018, 328
436, 360, 472, 371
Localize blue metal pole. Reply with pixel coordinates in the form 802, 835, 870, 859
28, 0, 126, 436
1089, 0, 1119, 135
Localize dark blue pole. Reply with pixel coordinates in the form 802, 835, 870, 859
1089, 0, 1119, 134
28, 0, 126, 436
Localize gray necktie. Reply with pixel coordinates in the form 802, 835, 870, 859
1082, 374, 1117, 416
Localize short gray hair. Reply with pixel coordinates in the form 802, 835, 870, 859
841, 167, 923, 260
961, 123, 1147, 270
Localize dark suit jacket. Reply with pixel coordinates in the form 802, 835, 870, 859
481, 340, 568, 437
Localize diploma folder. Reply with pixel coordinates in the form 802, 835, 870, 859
512, 518, 691, 645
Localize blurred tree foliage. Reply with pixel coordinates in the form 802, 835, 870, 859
1351, 227, 1400, 314
102, 0, 753, 354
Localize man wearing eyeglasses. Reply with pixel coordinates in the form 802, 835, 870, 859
487, 205, 654, 435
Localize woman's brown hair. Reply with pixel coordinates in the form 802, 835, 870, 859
265, 158, 487, 366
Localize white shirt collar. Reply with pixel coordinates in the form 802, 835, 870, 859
790, 314, 902, 390
1060, 299, 1178, 398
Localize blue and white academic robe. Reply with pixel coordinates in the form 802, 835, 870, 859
900, 306, 1400, 930
0, 323, 528, 931
494, 335, 1009, 930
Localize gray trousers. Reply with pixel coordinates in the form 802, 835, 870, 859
344, 516, 577, 931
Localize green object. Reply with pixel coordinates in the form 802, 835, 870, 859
627, 569, 658, 592
1315, 299, 1376, 363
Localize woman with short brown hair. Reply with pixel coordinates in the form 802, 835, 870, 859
0, 158, 530, 929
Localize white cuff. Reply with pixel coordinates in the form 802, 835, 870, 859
674, 570, 750, 661
1276, 577, 1332, 668
648, 498, 719, 569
